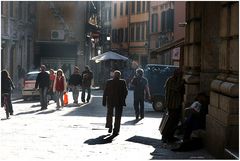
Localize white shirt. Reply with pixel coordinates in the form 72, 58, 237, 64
189, 101, 202, 113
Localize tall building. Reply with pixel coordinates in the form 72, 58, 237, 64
85, 1, 101, 62
35, 1, 87, 78
1, 1, 36, 84
111, 1, 150, 67
100, 1, 111, 53
149, 1, 185, 66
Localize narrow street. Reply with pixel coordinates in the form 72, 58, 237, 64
0, 90, 214, 160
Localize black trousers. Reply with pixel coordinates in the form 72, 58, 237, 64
134, 97, 144, 118
1, 93, 13, 114
106, 105, 123, 134
162, 108, 181, 140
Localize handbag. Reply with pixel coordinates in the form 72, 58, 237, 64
63, 92, 68, 105
159, 112, 169, 134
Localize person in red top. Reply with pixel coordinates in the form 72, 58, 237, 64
53, 69, 67, 109
49, 69, 56, 102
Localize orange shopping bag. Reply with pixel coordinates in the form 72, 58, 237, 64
63, 92, 68, 106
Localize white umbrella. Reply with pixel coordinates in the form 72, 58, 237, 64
91, 51, 128, 63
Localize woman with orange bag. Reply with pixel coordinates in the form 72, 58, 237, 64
53, 69, 67, 109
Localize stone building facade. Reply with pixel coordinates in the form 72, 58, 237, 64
1, 1, 36, 85
149, 1, 185, 66
183, 1, 239, 158
111, 1, 150, 67
35, 1, 87, 78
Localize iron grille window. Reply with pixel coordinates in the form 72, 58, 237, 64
118, 28, 124, 42
131, 1, 135, 14
152, 14, 158, 33
10, 1, 13, 17
125, 28, 128, 42
136, 24, 140, 41
120, 2, 123, 16
125, 2, 129, 15
114, 3, 117, 17
141, 23, 145, 40
142, 1, 145, 13
137, 1, 141, 14
130, 25, 135, 41
161, 9, 174, 32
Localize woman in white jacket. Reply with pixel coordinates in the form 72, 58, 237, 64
53, 69, 67, 109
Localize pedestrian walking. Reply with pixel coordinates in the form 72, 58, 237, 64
131, 68, 151, 120
34, 65, 50, 110
49, 69, 56, 102
53, 69, 67, 109
161, 68, 185, 142
81, 65, 93, 103
102, 70, 128, 136
1, 70, 15, 116
68, 66, 82, 104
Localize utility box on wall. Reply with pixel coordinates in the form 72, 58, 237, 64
51, 30, 65, 40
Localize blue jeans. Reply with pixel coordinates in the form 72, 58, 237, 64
55, 91, 64, 107
81, 87, 91, 102
39, 87, 48, 109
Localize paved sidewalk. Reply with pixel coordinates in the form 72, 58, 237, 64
3, 90, 215, 160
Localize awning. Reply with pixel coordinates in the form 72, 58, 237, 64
91, 51, 129, 63
151, 38, 185, 55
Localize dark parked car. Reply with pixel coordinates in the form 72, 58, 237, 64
144, 64, 178, 111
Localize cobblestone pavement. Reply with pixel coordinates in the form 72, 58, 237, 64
0, 90, 214, 160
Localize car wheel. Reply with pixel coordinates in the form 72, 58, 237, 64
23, 96, 29, 101
152, 97, 164, 112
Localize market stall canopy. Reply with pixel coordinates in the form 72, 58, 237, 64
91, 51, 129, 63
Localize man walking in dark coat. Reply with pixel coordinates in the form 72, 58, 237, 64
68, 66, 82, 104
103, 70, 128, 136
162, 68, 184, 142
35, 65, 50, 110
81, 66, 93, 103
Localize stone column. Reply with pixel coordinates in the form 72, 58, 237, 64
206, 2, 239, 158
183, 2, 202, 107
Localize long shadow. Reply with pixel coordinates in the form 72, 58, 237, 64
126, 135, 214, 159
62, 96, 109, 117
63, 93, 163, 119
15, 109, 41, 116
30, 104, 41, 108
36, 109, 56, 115
84, 134, 117, 145
122, 118, 142, 125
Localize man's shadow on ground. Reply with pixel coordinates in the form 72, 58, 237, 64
84, 134, 118, 145
122, 118, 143, 125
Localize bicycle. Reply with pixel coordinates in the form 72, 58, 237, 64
1, 93, 10, 119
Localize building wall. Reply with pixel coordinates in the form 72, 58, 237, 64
1, 1, 36, 86
174, 1, 186, 41
35, 1, 87, 72
111, 1, 128, 50
100, 1, 112, 53
111, 1, 150, 67
184, 1, 239, 158
36, 1, 85, 42
149, 1, 185, 66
